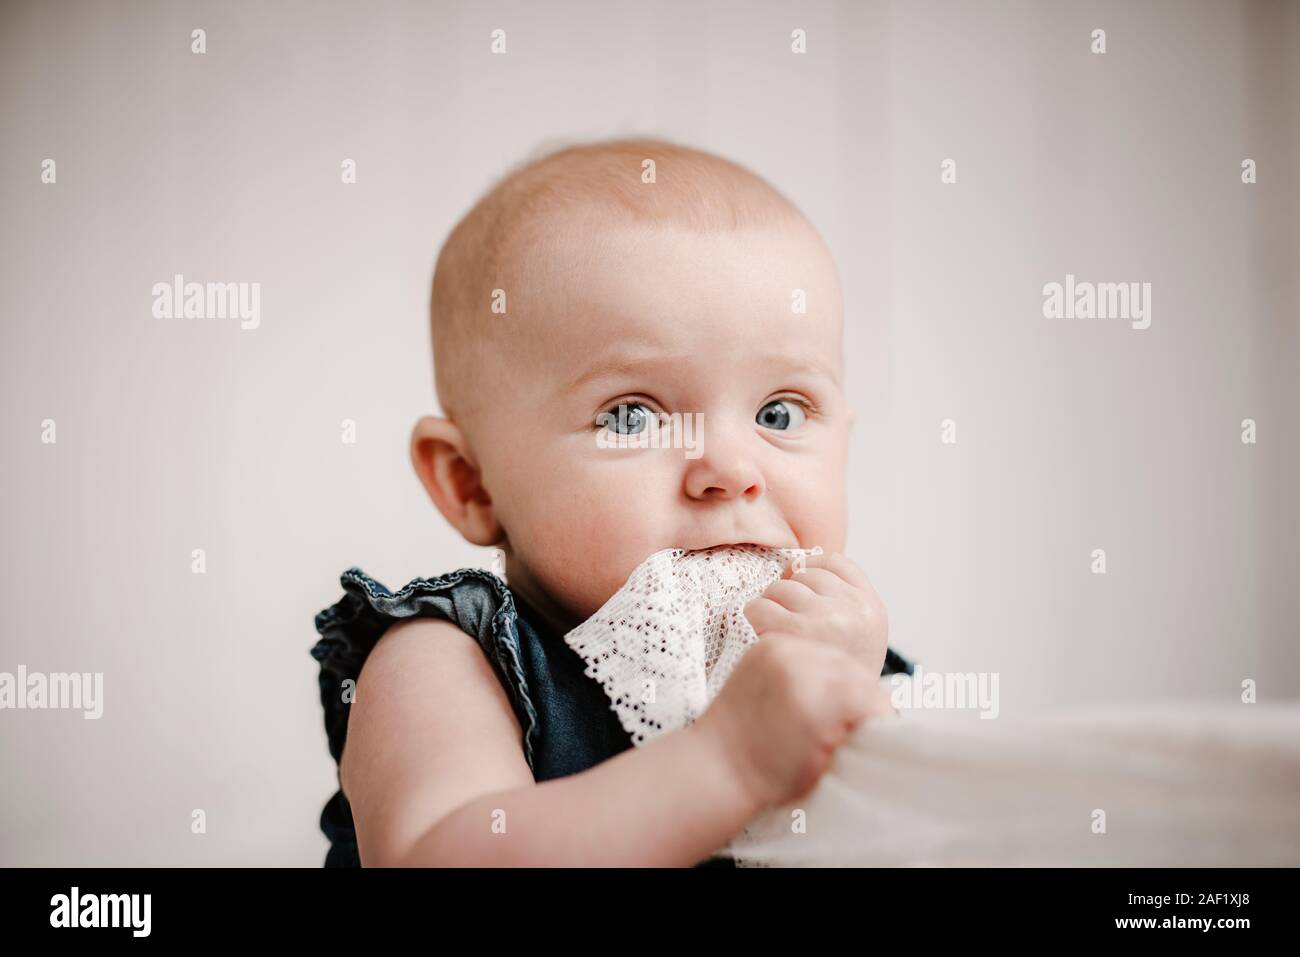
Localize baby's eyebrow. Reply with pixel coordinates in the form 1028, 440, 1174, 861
563, 351, 840, 395
564, 354, 674, 394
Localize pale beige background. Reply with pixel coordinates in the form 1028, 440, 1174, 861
1, 0, 1295, 865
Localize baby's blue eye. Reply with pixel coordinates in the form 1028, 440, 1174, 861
756, 399, 806, 431
597, 402, 651, 435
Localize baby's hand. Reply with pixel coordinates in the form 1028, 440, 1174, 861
743, 553, 889, 678
696, 634, 885, 810
695, 555, 895, 810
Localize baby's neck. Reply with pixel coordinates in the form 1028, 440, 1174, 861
503, 561, 585, 638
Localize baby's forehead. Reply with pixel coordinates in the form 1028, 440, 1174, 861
512, 211, 841, 323
494, 213, 844, 392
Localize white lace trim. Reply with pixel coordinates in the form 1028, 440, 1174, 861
563, 544, 822, 745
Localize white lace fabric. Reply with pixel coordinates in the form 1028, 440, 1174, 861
563, 544, 821, 745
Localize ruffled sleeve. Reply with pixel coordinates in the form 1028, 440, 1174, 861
310, 566, 541, 773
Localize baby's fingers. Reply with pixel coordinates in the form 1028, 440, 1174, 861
742, 595, 792, 635
787, 553, 880, 604
759, 578, 822, 615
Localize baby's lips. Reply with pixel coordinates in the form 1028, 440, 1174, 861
675, 540, 800, 556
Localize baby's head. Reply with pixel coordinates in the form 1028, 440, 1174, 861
412, 138, 852, 632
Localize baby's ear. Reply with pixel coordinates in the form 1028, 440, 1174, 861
409, 415, 503, 547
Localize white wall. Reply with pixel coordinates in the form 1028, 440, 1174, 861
1, 0, 1295, 865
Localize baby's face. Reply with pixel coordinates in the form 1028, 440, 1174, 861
475, 214, 851, 627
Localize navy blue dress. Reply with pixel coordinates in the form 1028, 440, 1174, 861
310, 566, 914, 867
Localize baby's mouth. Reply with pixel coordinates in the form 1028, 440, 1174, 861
678, 540, 790, 555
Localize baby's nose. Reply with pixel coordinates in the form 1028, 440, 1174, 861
683, 449, 765, 501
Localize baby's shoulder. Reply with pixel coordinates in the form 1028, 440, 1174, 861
347, 613, 524, 753
311, 564, 540, 763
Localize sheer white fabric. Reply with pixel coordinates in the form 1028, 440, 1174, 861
565, 547, 1300, 866
723, 695, 1300, 866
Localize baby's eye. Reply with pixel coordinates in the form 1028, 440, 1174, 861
597, 402, 652, 435
756, 399, 807, 431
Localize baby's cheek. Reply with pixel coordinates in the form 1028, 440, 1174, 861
515, 482, 657, 618
812, 480, 850, 549
782, 463, 849, 552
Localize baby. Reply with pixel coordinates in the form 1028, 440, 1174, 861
311, 137, 909, 867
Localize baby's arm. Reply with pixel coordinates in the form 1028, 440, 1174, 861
341, 617, 764, 866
